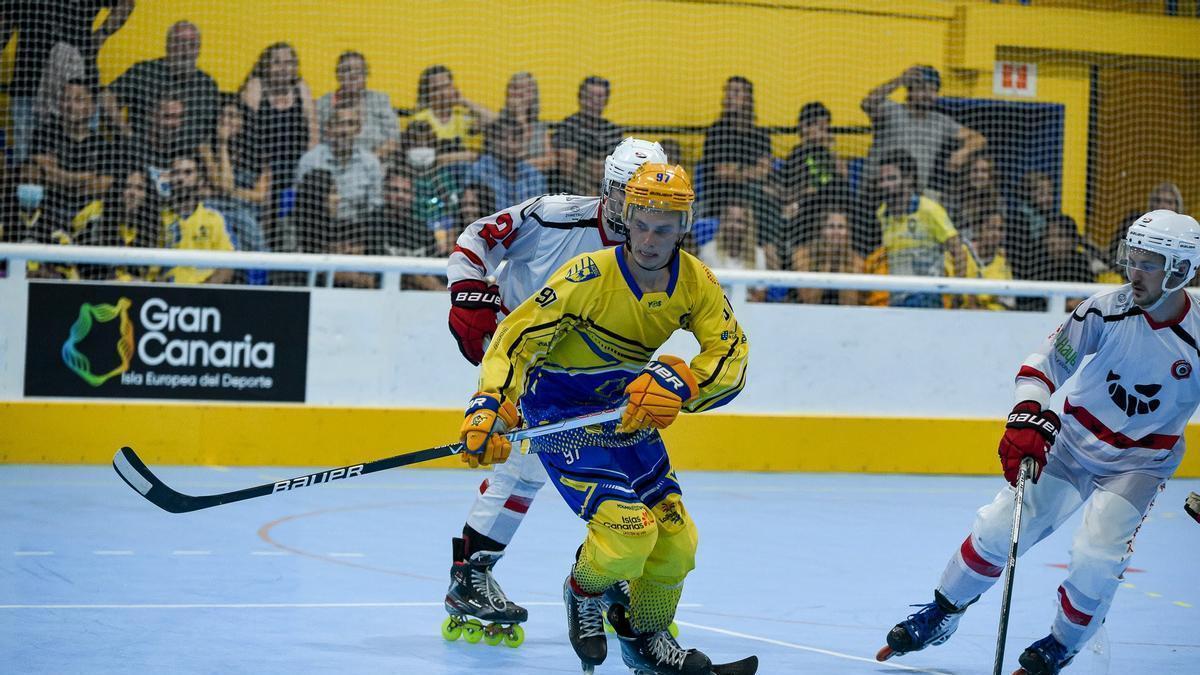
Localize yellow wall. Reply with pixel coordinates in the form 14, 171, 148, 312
3, 401, 1198, 477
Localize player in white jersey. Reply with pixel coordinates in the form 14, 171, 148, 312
441, 137, 668, 645
877, 210, 1200, 675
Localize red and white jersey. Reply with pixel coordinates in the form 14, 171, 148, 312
1019, 286, 1200, 478
447, 195, 622, 312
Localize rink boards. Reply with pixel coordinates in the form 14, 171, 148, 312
3, 278, 1199, 476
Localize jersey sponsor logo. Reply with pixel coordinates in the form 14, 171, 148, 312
1052, 328, 1079, 369
678, 312, 691, 330
1172, 359, 1192, 380
566, 256, 601, 283
1106, 370, 1161, 417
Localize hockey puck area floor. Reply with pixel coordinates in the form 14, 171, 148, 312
1, 466, 1196, 674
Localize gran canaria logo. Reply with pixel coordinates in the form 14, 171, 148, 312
61, 298, 135, 386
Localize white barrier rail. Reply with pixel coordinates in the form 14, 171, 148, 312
0, 242, 1113, 313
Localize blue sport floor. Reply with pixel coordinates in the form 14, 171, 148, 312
1, 464, 1196, 674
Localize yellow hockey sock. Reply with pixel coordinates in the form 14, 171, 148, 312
629, 577, 683, 633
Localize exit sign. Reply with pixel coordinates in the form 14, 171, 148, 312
994, 61, 1037, 97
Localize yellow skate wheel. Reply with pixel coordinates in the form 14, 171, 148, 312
484, 628, 505, 646
603, 618, 615, 634
668, 621, 679, 638
503, 624, 525, 648
440, 616, 462, 641
462, 619, 484, 643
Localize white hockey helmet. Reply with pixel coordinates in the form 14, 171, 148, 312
602, 137, 668, 235
1117, 209, 1200, 293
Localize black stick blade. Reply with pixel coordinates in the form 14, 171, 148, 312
113, 447, 200, 513
711, 655, 758, 675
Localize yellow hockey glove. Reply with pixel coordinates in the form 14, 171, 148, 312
460, 392, 521, 468
618, 355, 698, 433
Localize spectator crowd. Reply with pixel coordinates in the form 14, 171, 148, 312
0, 11, 1186, 304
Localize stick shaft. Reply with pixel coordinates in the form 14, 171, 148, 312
992, 456, 1037, 675
114, 406, 623, 513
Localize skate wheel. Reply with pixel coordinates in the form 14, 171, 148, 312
462, 619, 484, 643
503, 624, 525, 648
484, 630, 504, 646
668, 621, 679, 638
875, 645, 895, 662
603, 618, 615, 634
440, 616, 462, 641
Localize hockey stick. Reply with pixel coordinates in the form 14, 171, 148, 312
992, 456, 1038, 675
113, 406, 624, 514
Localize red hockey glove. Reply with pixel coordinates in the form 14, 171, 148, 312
449, 280, 501, 365
1186, 491, 1200, 525
460, 392, 521, 468
998, 400, 1060, 486
618, 355, 698, 433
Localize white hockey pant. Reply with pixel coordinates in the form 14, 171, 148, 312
937, 451, 1163, 654
465, 446, 548, 546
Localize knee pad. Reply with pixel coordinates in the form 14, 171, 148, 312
584, 500, 659, 581
642, 494, 699, 585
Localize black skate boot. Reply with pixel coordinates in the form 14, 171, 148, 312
607, 603, 712, 675
1014, 633, 1074, 675
442, 537, 527, 647
564, 575, 608, 673
876, 590, 975, 661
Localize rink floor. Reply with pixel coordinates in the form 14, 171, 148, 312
1, 463, 1197, 674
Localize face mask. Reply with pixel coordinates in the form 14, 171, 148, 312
406, 147, 436, 169
16, 183, 44, 210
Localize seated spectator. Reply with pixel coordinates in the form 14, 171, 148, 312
160, 153, 235, 284
4, 0, 133, 166
551, 75, 621, 194
949, 151, 1002, 241
296, 98, 384, 225
450, 182, 497, 256
400, 120, 460, 252
79, 168, 164, 281
117, 94, 193, 198
281, 168, 337, 255
316, 51, 400, 159
1107, 181, 1185, 265
861, 64, 985, 201
328, 217, 379, 289
875, 148, 965, 308
7, 180, 80, 279
463, 115, 546, 212
958, 208, 1015, 310
101, 20, 218, 148
658, 138, 684, 167
792, 205, 865, 306
25, 79, 114, 237
501, 71, 552, 173
699, 76, 780, 258
697, 200, 767, 302
1031, 218, 1094, 285
409, 64, 491, 160
367, 168, 443, 290
200, 94, 270, 251
771, 100, 850, 252
240, 42, 318, 191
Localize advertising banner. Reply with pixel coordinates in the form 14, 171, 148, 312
24, 282, 309, 401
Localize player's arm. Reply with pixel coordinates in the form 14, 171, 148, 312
446, 197, 541, 365
683, 273, 750, 413
998, 294, 1106, 485
460, 263, 581, 466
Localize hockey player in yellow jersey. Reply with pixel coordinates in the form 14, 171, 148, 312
457, 164, 753, 674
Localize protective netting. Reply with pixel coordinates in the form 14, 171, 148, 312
1, 1, 1197, 304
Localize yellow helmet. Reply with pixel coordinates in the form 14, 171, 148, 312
621, 163, 695, 234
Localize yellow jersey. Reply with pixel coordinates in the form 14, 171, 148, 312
479, 246, 749, 420
161, 202, 234, 284
877, 195, 957, 277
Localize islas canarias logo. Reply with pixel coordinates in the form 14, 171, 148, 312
61, 298, 135, 386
